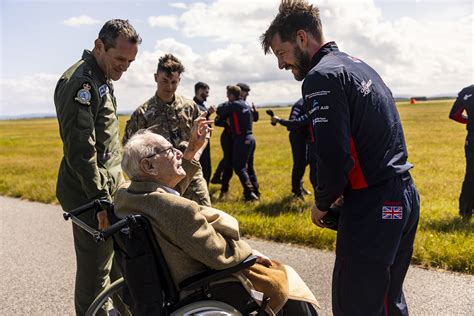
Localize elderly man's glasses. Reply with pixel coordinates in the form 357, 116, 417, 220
144, 146, 176, 159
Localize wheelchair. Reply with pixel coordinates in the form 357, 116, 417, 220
63, 199, 268, 316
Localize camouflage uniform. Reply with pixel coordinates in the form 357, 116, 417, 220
123, 94, 211, 206
54, 50, 126, 316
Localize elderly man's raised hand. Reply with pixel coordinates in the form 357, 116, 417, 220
185, 113, 213, 161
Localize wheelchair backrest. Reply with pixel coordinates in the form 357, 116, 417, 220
109, 212, 180, 315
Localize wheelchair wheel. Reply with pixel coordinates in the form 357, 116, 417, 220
170, 300, 242, 316
86, 277, 129, 316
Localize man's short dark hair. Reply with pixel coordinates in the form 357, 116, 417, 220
236, 83, 251, 92
194, 81, 209, 94
157, 54, 185, 75
99, 19, 142, 51
260, 0, 323, 54
227, 85, 241, 99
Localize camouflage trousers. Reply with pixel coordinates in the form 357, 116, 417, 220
183, 166, 211, 206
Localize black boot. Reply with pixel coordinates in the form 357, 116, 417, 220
243, 181, 259, 201
245, 192, 259, 201
210, 173, 222, 184
459, 182, 474, 220
251, 181, 261, 197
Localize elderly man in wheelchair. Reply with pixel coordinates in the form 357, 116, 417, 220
65, 114, 319, 315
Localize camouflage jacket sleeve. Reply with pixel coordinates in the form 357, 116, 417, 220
55, 78, 111, 201
122, 106, 146, 145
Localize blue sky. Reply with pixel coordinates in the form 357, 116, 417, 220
1, 0, 473, 117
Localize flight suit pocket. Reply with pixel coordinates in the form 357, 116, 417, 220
76, 106, 93, 129
76, 106, 94, 142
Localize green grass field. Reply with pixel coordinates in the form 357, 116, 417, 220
1, 100, 472, 274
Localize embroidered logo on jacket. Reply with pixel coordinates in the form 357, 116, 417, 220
305, 90, 331, 99
99, 84, 109, 98
382, 206, 403, 220
359, 80, 372, 97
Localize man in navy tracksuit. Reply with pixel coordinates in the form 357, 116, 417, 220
262, 1, 420, 315
237, 82, 261, 196
213, 83, 260, 197
216, 85, 259, 201
271, 98, 317, 199
449, 84, 474, 220
214, 103, 234, 198
193, 81, 215, 185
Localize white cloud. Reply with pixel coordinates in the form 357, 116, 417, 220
0, 74, 58, 117
179, 1, 277, 43
169, 2, 188, 10
317, 1, 473, 96
63, 15, 101, 27
147, 15, 179, 30
2, 0, 472, 117
114, 38, 299, 114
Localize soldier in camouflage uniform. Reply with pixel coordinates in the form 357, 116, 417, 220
123, 54, 211, 206
54, 19, 140, 315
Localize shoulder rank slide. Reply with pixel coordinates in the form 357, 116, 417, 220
98, 84, 109, 98
75, 82, 92, 105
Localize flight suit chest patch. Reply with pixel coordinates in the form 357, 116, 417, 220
75, 82, 92, 106
98, 84, 109, 98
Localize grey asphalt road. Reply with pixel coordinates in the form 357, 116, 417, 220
1, 196, 472, 315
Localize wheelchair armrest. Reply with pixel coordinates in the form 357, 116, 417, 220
179, 255, 257, 291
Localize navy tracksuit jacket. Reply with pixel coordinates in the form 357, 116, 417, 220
194, 97, 212, 184
449, 84, 474, 216
303, 42, 420, 316
278, 98, 317, 193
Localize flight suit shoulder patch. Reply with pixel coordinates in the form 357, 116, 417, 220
74, 82, 93, 106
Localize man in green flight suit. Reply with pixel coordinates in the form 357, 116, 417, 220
54, 19, 141, 315
123, 53, 211, 206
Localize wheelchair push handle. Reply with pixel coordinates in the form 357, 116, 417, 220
99, 218, 130, 241
63, 199, 113, 220
63, 199, 123, 242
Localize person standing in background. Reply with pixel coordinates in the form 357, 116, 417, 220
449, 84, 474, 220
271, 98, 316, 199
193, 81, 216, 185
236, 82, 261, 196
216, 85, 259, 201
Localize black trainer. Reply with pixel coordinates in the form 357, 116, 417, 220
244, 192, 259, 201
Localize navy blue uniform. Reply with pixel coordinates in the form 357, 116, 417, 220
303, 42, 419, 315
217, 100, 259, 199
278, 98, 317, 195
245, 101, 260, 196
194, 97, 212, 184
214, 108, 234, 193
449, 84, 474, 219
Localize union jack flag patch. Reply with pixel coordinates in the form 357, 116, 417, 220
382, 206, 403, 220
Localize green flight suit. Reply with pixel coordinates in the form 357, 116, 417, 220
54, 50, 126, 316
123, 94, 212, 206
